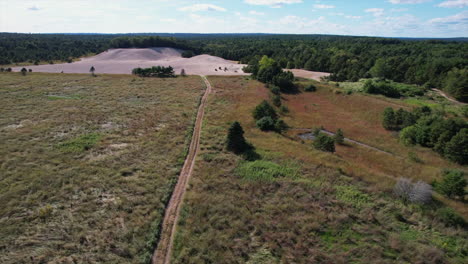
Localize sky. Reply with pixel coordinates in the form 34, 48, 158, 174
0, 0, 467, 37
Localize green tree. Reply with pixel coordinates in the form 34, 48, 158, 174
382, 107, 396, 130
436, 169, 467, 198
334, 129, 344, 145
253, 100, 277, 121
90, 66, 95, 76
444, 68, 468, 102
444, 128, 468, 165
226, 121, 248, 154
20, 67, 27, 76
256, 116, 275, 131
274, 119, 288, 133
313, 133, 335, 152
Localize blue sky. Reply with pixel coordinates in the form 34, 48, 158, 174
1, 0, 467, 37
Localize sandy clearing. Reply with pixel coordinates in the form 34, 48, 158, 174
13, 48, 248, 76
289, 69, 330, 81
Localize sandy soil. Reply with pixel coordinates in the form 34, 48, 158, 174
289, 69, 330, 81
152, 76, 212, 264
13, 48, 248, 76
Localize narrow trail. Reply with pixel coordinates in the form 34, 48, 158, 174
152, 75, 212, 264
292, 128, 394, 156
431, 88, 466, 105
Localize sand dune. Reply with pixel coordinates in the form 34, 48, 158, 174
14, 48, 248, 76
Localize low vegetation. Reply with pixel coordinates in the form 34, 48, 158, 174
132, 66, 176, 78
0, 73, 204, 263
172, 76, 467, 264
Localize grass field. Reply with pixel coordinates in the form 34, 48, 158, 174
172, 76, 467, 263
0, 73, 204, 263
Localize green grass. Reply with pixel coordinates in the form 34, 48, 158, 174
57, 133, 102, 152
236, 160, 299, 181
0, 72, 204, 263
335, 185, 371, 208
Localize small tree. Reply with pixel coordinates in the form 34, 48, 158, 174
436, 169, 466, 198
21, 68, 27, 76
274, 119, 288, 133
253, 100, 277, 121
313, 133, 335, 152
304, 84, 316, 92
334, 129, 344, 145
256, 116, 275, 131
28, 69, 32, 72
90, 66, 95, 76
226, 121, 248, 154
180, 69, 186, 76
272, 95, 281, 107
444, 128, 468, 165
382, 107, 396, 130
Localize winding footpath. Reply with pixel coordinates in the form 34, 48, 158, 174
152, 76, 212, 264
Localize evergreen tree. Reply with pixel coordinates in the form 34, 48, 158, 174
436, 169, 466, 198
253, 100, 277, 121
226, 121, 248, 154
90, 66, 95, 76
20, 68, 27, 76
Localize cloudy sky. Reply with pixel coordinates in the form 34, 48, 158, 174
1, 0, 467, 37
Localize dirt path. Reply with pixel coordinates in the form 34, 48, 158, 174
152, 76, 212, 264
293, 128, 394, 155
431, 89, 466, 105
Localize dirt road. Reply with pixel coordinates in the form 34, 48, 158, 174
152, 76, 212, 264
431, 89, 466, 105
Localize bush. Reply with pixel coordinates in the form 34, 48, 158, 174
334, 129, 344, 145
256, 116, 275, 131
270, 86, 280, 95
304, 84, 316, 92
435, 169, 466, 198
279, 105, 289, 114
253, 100, 277, 121
274, 119, 288, 133
132, 66, 175, 78
436, 207, 466, 227
394, 177, 432, 204
272, 95, 281, 107
181, 50, 194, 58
313, 133, 335, 152
444, 128, 468, 165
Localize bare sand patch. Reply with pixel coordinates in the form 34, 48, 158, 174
13, 48, 248, 76
289, 69, 330, 81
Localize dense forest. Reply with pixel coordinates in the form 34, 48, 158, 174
1, 33, 467, 101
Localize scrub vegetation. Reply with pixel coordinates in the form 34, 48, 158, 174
0, 72, 204, 263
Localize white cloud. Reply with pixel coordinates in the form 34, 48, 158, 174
365, 8, 385, 17
429, 10, 468, 24
27, 6, 40, 11
437, 0, 468, 8
390, 8, 409, 12
244, 0, 302, 8
179, 4, 226, 12
160, 18, 176, 22
313, 4, 335, 9
249, 10, 265, 15
346, 15, 362, 19
388, 0, 431, 3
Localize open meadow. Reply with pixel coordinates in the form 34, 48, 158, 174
172, 76, 467, 263
0, 72, 205, 263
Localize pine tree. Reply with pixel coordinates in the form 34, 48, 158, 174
382, 107, 396, 130
226, 121, 248, 154
89, 66, 95, 76
444, 128, 468, 165
20, 68, 27, 76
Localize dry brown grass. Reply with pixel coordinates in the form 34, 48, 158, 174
0, 72, 205, 263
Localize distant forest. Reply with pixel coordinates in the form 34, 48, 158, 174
1, 33, 467, 101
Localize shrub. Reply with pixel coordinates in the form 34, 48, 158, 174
181, 50, 194, 58
313, 133, 335, 152
304, 84, 316, 92
272, 94, 281, 107
279, 105, 289, 114
436, 207, 466, 227
270, 86, 280, 95
132, 66, 175, 78
226, 121, 249, 154
394, 177, 432, 204
256, 116, 275, 131
435, 169, 466, 198
21, 68, 27, 76
409, 181, 432, 204
444, 129, 468, 165
334, 129, 344, 145
253, 100, 277, 121
274, 119, 288, 133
